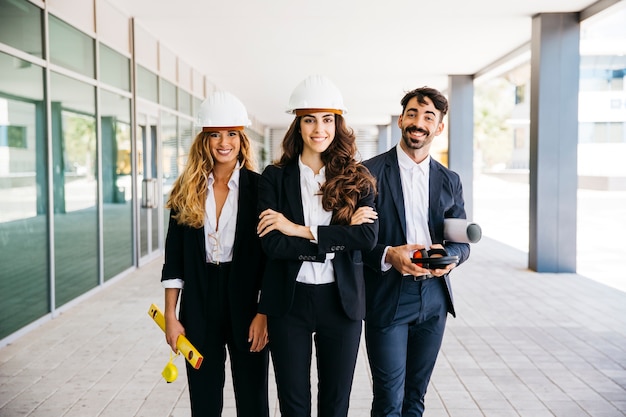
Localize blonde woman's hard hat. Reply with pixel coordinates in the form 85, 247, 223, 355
286, 75, 347, 116
196, 91, 251, 130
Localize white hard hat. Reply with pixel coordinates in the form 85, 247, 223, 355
286, 75, 347, 115
196, 91, 251, 130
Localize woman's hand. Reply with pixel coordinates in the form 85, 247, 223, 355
164, 315, 186, 353
248, 313, 269, 352
350, 206, 378, 225
258, 209, 311, 238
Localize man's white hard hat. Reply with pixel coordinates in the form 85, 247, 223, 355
286, 75, 347, 115
196, 91, 251, 130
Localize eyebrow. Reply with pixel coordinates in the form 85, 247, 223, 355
407, 107, 437, 117
303, 113, 335, 118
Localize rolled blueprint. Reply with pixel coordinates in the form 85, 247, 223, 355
444, 218, 482, 243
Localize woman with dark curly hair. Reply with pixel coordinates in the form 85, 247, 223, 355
256, 75, 379, 417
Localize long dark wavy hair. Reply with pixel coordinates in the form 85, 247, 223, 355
276, 114, 376, 225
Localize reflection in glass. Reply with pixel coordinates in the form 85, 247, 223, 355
100, 43, 130, 92
0, 51, 47, 340
179, 89, 191, 116
137, 114, 158, 258
160, 111, 178, 251
50, 72, 97, 307
160, 78, 177, 110
49, 14, 95, 78
0, 0, 43, 58
137, 65, 158, 103
101, 90, 133, 280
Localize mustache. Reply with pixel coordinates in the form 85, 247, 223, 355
406, 126, 429, 136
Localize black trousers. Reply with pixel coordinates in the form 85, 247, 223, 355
268, 282, 362, 417
186, 263, 269, 417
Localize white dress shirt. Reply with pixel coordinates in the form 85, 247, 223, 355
296, 157, 335, 285
162, 163, 240, 289
381, 144, 432, 272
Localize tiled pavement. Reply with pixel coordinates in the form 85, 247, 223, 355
1, 233, 625, 417
2, 174, 626, 416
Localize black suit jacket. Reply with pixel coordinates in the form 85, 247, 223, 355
363, 148, 470, 326
257, 161, 378, 321
161, 168, 265, 352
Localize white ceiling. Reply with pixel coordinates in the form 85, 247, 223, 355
105, 0, 608, 127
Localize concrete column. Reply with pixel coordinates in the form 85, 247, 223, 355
377, 124, 390, 154
390, 115, 401, 148
529, 13, 580, 272
448, 75, 475, 220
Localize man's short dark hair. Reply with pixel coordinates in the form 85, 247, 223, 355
400, 87, 449, 119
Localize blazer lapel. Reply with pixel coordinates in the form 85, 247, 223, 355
428, 159, 443, 239
284, 161, 305, 225
385, 149, 407, 238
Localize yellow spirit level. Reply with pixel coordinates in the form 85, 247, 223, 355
148, 304, 204, 369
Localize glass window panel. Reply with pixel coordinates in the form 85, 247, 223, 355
99, 43, 130, 91
178, 89, 191, 116
0, 0, 43, 58
0, 51, 47, 339
137, 64, 158, 103
161, 111, 178, 238
49, 14, 95, 78
160, 78, 177, 110
101, 89, 132, 280
50, 72, 98, 307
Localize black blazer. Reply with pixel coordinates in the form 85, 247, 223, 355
257, 161, 378, 321
161, 167, 265, 352
363, 148, 470, 326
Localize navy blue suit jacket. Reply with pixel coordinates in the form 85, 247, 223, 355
257, 160, 379, 321
363, 148, 470, 326
161, 168, 265, 352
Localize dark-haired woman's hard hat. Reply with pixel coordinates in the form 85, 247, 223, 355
286, 75, 347, 115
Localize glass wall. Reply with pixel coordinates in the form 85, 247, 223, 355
161, 111, 178, 239
49, 15, 95, 78
50, 72, 98, 307
0, 0, 263, 343
0, 50, 48, 337
99, 43, 133, 279
101, 89, 133, 280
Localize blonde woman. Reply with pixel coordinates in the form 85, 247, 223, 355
162, 92, 268, 417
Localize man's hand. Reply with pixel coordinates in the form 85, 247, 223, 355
428, 243, 457, 277
386, 244, 431, 276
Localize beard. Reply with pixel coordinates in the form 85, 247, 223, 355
401, 125, 432, 150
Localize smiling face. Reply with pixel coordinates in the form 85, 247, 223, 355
206, 129, 241, 168
398, 96, 445, 158
299, 112, 336, 158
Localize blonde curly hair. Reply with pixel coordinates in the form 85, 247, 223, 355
166, 130, 255, 228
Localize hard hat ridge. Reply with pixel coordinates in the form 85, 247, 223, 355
286, 74, 347, 115
196, 91, 251, 130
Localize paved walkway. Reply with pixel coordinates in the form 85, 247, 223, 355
1, 233, 625, 417
2, 174, 626, 416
